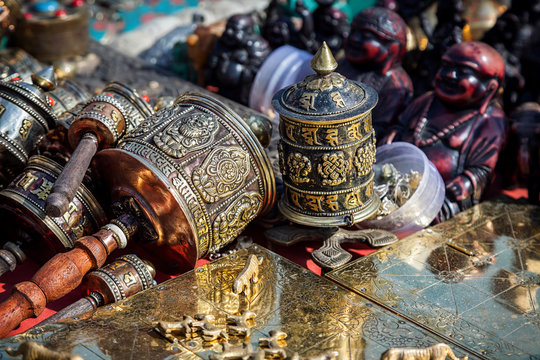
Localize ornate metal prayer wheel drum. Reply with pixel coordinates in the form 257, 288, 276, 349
95, 92, 275, 271
273, 43, 379, 227
0, 73, 57, 185
0, 155, 106, 262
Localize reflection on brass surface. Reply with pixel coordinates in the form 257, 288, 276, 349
233, 255, 263, 298
380, 343, 468, 360
0, 245, 469, 359
291, 351, 339, 360
328, 200, 540, 359
6, 341, 83, 360
273, 43, 380, 227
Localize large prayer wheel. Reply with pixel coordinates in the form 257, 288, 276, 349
95, 92, 276, 270
273, 43, 379, 227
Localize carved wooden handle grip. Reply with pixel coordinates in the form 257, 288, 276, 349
0, 235, 116, 338
46, 133, 99, 217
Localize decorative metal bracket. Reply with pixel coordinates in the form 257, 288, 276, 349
265, 225, 398, 269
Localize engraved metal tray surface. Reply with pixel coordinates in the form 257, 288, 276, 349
327, 200, 540, 360
0, 245, 474, 359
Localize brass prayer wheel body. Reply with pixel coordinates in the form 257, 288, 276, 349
272, 43, 380, 227
95, 92, 276, 271
0, 155, 106, 262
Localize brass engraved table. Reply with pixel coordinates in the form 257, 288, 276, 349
327, 200, 540, 360
0, 245, 473, 359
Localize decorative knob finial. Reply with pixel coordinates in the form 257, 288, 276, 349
31, 66, 56, 92
310, 42, 337, 76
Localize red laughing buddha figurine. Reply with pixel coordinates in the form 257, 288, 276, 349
385, 41, 507, 220
338, 7, 413, 141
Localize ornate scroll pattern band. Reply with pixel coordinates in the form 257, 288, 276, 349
118, 140, 211, 255
192, 147, 250, 203
211, 192, 262, 252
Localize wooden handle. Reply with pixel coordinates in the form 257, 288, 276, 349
46, 133, 99, 217
0, 235, 115, 338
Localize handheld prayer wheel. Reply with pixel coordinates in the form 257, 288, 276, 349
0, 155, 106, 276
46, 81, 154, 217
0, 67, 58, 186
48, 79, 90, 118
0, 92, 275, 337
272, 43, 380, 227
96, 92, 276, 269
37, 254, 155, 326
0, 48, 42, 81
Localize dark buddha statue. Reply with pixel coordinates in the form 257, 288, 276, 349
384, 41, 507, 220
338, 7, 413, 141
205, 14, 271, 105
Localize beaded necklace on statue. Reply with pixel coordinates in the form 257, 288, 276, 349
413, 95, 478, 147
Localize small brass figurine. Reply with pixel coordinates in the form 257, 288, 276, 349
191, 314, 229, 342
233, 255, 263, 297
210, 342, 254, 360
226, 310, 256, 337
380, 343, 468, 360
258, 330, 288, 359
273, 42, 379, 227
6, 341, 83, 360
156, 315, 195, 341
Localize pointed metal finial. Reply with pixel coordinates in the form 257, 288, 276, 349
31, 66, 57, 92
310, 42, 337, 76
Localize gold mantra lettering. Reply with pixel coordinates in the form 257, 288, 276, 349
330, 91, 346, 108
325, 129, 338, 147
107, 262, 123, 271
110, 109, 122, 125
30, 178, 53, 201
347, 123, 362, 140
19, 119, 32, 140
92, 103, 106, 112
288, 186, 369, 213
123, 271, 137, 287
61, 202, 79, 226
17, 172, 38, 191
345, 187, 365, 209
301, 127, 321, 145
305, 194, 323, 212
285, 123, 295, 142
299, 92, 317, 111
